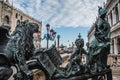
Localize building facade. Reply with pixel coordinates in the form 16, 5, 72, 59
0, 0, 42, 48
87, 21, 95, 43
105, 0, 120, 54
105, 1, 120, 75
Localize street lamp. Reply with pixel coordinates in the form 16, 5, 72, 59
42, 24, 56, 49
46, 24, 50, 49
57, 35, 60, 48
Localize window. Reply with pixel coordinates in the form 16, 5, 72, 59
118, 38, 120, 54
21, 16, 23, 20
16, 13, 18, 18
110, 12, 113, 26
4, 15, 9, 24
115, 5, 119, 23
17, 20, 20, 25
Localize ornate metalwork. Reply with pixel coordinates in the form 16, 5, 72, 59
42, 24, 56, 49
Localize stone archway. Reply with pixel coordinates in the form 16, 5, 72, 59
4, 15, 9, 24
16, 20, 20, 25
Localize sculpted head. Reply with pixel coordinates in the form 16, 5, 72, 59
75, 33, 84, 48
98, 6, 107, 18
21, 20, 39, 33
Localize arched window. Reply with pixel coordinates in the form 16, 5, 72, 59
16, 13, 18, 18
21, 16, 23, 20
17, 20, 20, 25
4, 15, 9, 24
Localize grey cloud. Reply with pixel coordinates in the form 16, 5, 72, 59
9, 0, 105, 27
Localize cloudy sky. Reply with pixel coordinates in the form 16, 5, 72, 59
9, 0, 106, 48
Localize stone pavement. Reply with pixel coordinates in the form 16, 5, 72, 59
113, 75, 120, 80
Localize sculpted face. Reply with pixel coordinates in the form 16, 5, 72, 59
98, 7, 106, 18
30, 23, 39, 33
75, 39, 81, 48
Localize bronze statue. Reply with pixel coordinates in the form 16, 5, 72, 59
0, 20, 39, 80
28, 45, 63, 80
88, 6, 110, 73
70, 33, 85, 64
53, 7, 112, 80
53, 33, 87, 79
66, 33, 87, 74
0, 20, 62, 80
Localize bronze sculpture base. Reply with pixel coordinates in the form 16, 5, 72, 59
54, 68, 112, 80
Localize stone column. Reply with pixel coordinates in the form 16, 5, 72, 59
57, 35, 60, 48
108, 14, 112, 26
118, 2, 120, 21
114, 37, 118, 54
110, 39, 113, 54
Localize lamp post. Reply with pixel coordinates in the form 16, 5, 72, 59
46, 24, 50, 49
42, 24, 56, 49
57, 35, 60, 48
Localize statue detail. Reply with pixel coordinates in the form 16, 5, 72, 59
53, 7, 112, 80
88, 7, 110, 73
0, 20, 39, 80
53, 33, 87, 79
